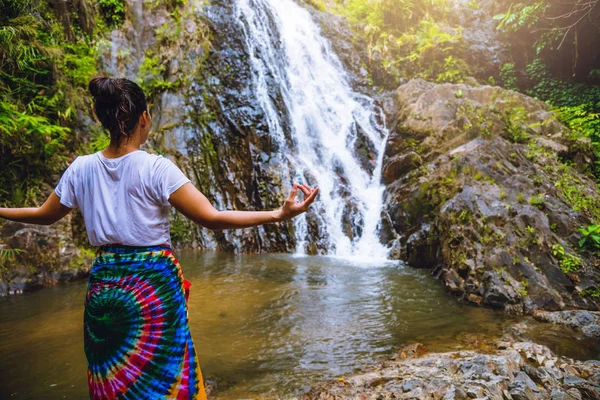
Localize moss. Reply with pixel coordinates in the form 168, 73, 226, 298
69, 247, 95, 272
553, 164, 600, 222
529, 194, 545, 210
170, 212, 194, 245
551, 244, 582, 274
502, 106, 530, 143
581, 287, 600, 298
98, 0, 126, 27
137, 50, 182, 99
518, 279, 529, 297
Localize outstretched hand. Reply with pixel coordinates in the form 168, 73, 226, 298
278, 183, 319, 221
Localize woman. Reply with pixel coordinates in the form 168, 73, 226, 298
0, 76, 319, 399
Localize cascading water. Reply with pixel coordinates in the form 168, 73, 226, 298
236, 0, 391, 260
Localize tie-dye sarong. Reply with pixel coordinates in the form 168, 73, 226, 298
84, 244, 206, 399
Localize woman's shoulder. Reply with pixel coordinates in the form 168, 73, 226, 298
138, 151, 177, 167
66, 153, 95, 170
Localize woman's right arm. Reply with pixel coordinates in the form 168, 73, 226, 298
168, 182, 319, 231
0, 192, 73, 225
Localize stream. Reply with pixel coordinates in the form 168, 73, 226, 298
1, 251, 598, 399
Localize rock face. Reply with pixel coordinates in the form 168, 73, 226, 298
0, 219, 93, 296
446, 0, 511, 80
93, 0, 296, 252
380, 79, 600, 313
304, 340, 600, 400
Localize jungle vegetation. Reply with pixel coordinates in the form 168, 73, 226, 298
1, 0, 598, 209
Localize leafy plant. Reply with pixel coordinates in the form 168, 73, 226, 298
577, 225, 600, 250
98, 0, 126, 27
581, 287, 600, 298
500, 63, 518, 91
551, 244, 582, 274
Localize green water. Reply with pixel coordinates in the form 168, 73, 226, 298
0, 251, 596, 399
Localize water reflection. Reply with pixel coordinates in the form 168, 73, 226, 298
0, 251, 596, 399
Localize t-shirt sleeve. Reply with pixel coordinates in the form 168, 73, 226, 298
153, 156, 191, 206
54, 157, 79, 209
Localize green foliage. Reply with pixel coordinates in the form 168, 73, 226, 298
0, 247, 23, 281
58, 42, 98, 87
0, 0, 103, 206
137, 51, 181, 98
88, 128, 111, 153
551, 244, 582, 274
331, 0, 469, 86
170, 213, 193, 244
529, 194, 544, 209
526, 59, 600, 109
502, 106, 529, 143
581, 287, 600, 298
500, 63, 518, 91
493, 2, 544, 32
577, 225, 600, 251
395, 19, 469, 83
554, 165, 600, 221
0, 100, 70, 205
458, 210, 470, 224
156, 22, 182, 46
98, 0, 125, 27
518, 279, 529, 297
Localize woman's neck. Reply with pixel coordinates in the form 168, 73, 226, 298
101, 140, 141, 159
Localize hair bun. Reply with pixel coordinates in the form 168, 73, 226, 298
89, 76, 121, 105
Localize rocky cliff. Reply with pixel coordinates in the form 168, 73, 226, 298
379, 79, 600, 313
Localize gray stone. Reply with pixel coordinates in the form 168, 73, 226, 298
380, 78, 600, 313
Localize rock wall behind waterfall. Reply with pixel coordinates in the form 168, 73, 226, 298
93, 0, 392, 257
95, 0, 295, 252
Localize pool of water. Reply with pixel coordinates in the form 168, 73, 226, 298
0, 251, 595, 399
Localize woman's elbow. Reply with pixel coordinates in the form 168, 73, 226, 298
190, 213, 225, 231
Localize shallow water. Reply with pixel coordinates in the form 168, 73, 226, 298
0, 251, 596, 399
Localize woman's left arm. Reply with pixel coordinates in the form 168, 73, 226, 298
0, 192, 73, 225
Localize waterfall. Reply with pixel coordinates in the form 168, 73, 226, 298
235, 0, 390, 261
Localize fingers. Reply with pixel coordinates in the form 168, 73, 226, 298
287, 183, 299, 202
288, 183, 319, 211
300, 187, 319, 209
298, 184, 311, 197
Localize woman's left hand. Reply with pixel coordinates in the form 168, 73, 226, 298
278, 183, 319, 221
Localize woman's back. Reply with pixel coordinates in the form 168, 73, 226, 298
55, 150, 190, 246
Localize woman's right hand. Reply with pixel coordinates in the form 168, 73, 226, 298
277, 183, 319, 221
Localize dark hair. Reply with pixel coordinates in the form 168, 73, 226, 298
88, 76, 148, 146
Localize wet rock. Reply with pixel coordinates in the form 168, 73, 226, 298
380, 79, 600, 313
392, 343, 427, 360
381, 152, 422, 184
510, 370, 542, 399
533, 311, 600, 340
405, 223, 439, 269
304, 340, 600, 400
563, 375, 600, 399
551, 389, 583, 400
0, 219, 93, 296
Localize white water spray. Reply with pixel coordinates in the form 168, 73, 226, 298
236, 0, 390, 260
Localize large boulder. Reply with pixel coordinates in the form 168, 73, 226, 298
0, 216, 93, 296
380, 79, 600, 313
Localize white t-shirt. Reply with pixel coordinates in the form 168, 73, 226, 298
54, 150, 191, 247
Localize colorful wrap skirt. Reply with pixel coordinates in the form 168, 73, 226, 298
84, 244, 206, 400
